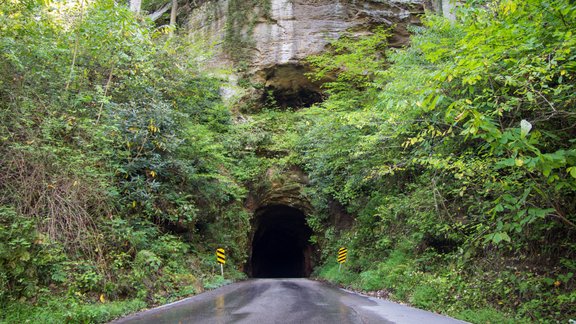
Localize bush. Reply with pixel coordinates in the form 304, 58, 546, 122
359, 270, 385, 291
0, 206, 66, 303
410, 284, 440, 309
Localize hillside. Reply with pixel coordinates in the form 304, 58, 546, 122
1, 0, 574, 322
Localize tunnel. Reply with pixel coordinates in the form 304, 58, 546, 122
250, 205, 313, 278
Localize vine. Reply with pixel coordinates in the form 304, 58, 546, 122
223, 0, 271, 69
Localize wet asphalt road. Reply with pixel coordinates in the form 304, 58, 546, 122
111, 279, 466, 324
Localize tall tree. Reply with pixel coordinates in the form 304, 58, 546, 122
170, 0, 178, 26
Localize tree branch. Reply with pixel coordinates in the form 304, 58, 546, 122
149, 2, 172, 22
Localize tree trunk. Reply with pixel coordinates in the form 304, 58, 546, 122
129, 0, 141, 13
170, 0, 178, 26
169, 0, 178, 36
441, 0, 456, 21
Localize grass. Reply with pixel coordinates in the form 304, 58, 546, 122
452, 308, 521, 324
314, 247, 527, 324
0, 297, 146, 324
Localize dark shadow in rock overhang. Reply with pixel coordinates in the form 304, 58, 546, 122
259, 64, 325, 109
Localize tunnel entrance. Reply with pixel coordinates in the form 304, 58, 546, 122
250, 205, 313, 278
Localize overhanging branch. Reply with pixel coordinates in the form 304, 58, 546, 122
149, 2, 172, 22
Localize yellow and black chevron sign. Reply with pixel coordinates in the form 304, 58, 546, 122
216, 248, 226, 265
337, 247, 347, 264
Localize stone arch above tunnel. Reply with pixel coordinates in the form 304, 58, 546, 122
250, 204, 313, 278
244, 166, 314, 278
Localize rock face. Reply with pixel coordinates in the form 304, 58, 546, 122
187, 0, 425, 108
253, 0, 423, 68
245, 166, 311, 214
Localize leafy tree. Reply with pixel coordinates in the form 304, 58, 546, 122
0, 0, 249, 312
300, 0, 575, 321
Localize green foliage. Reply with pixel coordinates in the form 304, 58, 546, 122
358, 270, 384, 291
410, 284, 440, 309
1, 296, 146, 324
0, 0, 251, 320
203, 276, 233, 290
314, 262, 356, 286
2, 0, 575, 322
0, 206, 66, 303
302, 0, 576, 322
454, 308, 517, 324
307, 27, 390, 91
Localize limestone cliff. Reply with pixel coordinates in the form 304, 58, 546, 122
186, 0, 426, 108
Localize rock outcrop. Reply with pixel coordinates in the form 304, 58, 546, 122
245, 166, 311, 214
187, 0, 425, 108
251, 0, 423, 68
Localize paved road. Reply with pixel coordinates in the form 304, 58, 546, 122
111, 279, 466, 324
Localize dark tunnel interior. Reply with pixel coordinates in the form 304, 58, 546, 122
250, 205, 313, 278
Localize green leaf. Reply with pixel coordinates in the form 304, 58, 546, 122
568, 167, 576, 179
496, 158, 516, 168
492, 232, 511, 244
20, 251, 31, 261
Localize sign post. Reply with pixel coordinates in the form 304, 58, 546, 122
216, 248, 226, 277
337, 247, 347, 272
